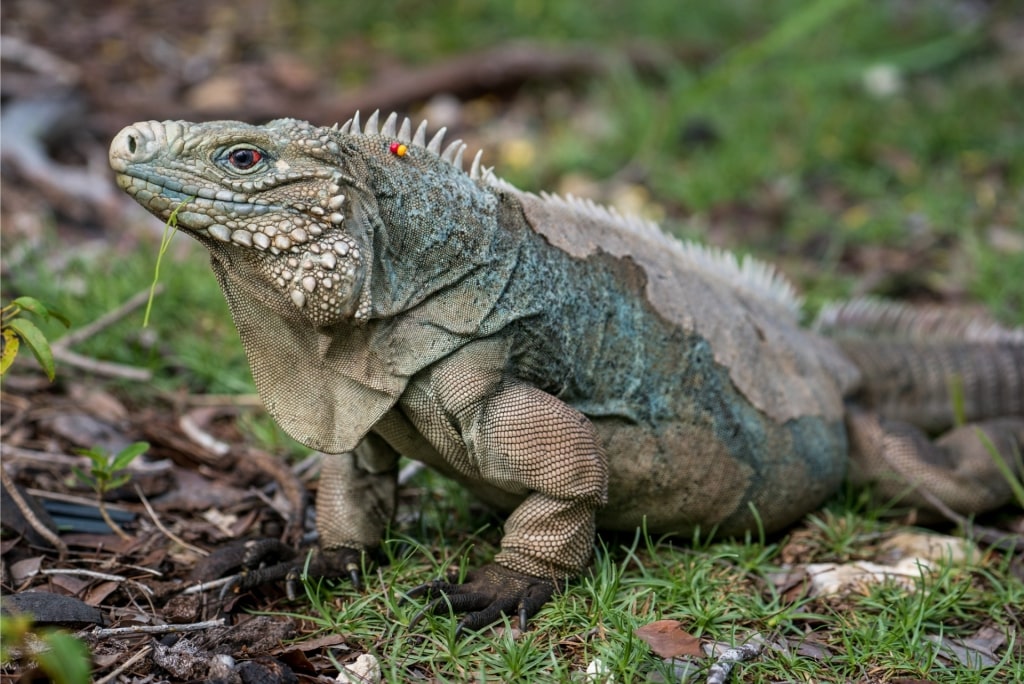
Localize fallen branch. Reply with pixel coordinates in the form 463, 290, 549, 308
45, 288, 160, 381
51, 347, 151, 381
181, 575, 239, 596
41, 568, 154, 596
98, 40, 676, 126
1, 95, 120, 212
0, 34, 80, 85
2, 446, 169, 479
54, 286, 162, 349
0, 466, 68, 559
705, 642, 762, 684
91, 617, 225, 639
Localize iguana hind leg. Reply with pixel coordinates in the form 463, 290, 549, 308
846, 410, 1024, 514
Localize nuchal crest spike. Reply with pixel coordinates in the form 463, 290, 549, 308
364, 110, 380, 135
440, 140, 463, 164
413, 120, 428, 148
426, 127, 447, 154
381, 112, 398, 138
398, 117, 412, 142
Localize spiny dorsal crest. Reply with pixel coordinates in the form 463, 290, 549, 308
335, 109, 492, 182
815, 298, 1024, 344
339, 110, 802, 314
532, 189, 802, 314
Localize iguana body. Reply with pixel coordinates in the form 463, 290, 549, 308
110, 113, 1024, 627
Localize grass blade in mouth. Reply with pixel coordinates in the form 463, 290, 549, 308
143, 197, 192, 328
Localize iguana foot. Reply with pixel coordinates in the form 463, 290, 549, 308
407, 563, 558, 633
191, 540, 364, 600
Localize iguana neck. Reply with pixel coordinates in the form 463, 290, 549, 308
323, 132, 508, 324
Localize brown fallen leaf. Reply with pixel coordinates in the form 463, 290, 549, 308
927, 624, 1006, 670
635, 619, 703, 659
9, 555, 43, 584
47, 571, 89, 596
84, 579, 120, 607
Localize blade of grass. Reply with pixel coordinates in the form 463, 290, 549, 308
142, 198, 192, 327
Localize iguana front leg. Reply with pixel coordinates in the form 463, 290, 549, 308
404, 343, 609, 630
312, 433, 400, 584
203, 435, 399, 594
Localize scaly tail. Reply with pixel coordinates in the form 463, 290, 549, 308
816, 299, 1024, 514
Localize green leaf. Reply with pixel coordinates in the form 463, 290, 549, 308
71, 465, 92, 486
7, 318, 56, 381
1, 328, 19, 376
12, 296, 48, 315
75, 447, 107, 467
111, 442, 149, 470
36, 630, 93, 684
11, 296, 70, 327
107, 473, 131, 490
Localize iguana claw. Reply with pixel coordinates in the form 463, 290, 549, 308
406, 563, 557, 632
190, 540, 365, 601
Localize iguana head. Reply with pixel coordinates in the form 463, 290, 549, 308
109, 112, 491, 328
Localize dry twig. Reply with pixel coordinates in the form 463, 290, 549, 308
91, 617, 225, 638
135, 483, 209, 557
93, 644, 153, 684
0, 466, 68, 559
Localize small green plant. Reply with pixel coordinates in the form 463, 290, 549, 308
1, 296, 70, 380
143, 197, 191, 327
72, 441, 149, 540
0, 612, 92, 684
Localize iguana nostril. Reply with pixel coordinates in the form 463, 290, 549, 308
127, 134, 137, 154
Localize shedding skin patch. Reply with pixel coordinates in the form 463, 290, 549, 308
503, 186, 855, 423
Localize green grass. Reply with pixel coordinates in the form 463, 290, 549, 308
6, 235, 250, 395
4, 0, 1023, 681
274, 472, 1021, 681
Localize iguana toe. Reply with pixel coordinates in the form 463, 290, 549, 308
190, 540, 365, 601
190, 538, 297, 583
407, 563, 557, 632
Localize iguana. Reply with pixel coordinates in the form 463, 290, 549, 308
109, 112, 1024, 630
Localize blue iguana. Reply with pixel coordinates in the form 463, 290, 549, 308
109, 112, 1024, 630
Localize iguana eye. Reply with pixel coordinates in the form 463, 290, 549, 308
227, 148, 263, 170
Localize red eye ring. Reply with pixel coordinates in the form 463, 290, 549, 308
228, 148, 263, 169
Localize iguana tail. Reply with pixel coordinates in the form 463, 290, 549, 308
816, 299, 1024, 514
